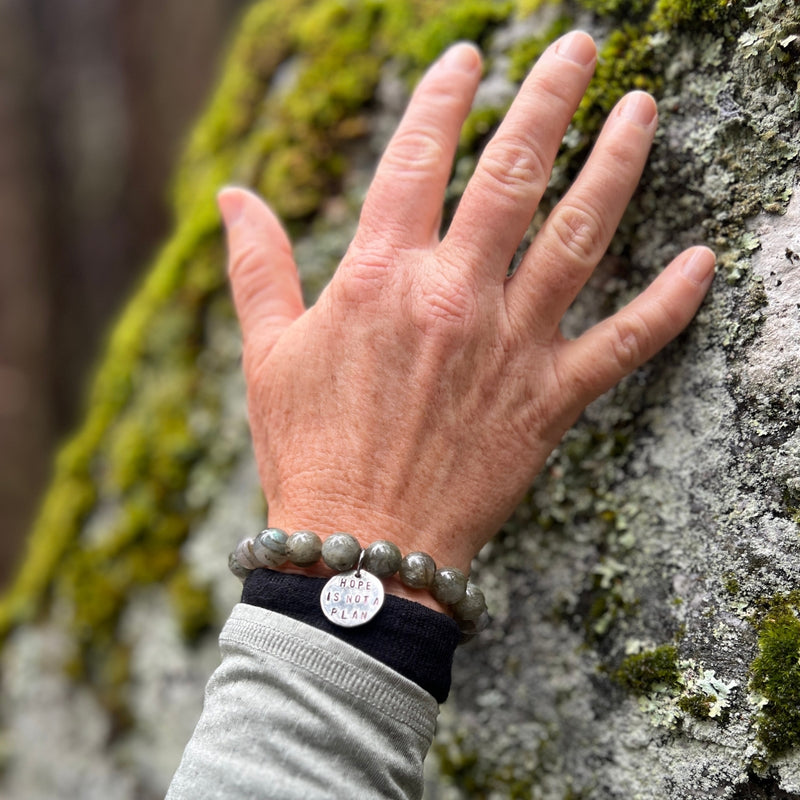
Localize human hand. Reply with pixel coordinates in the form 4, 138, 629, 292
218, 32, 714, 587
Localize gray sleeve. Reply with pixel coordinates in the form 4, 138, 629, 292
166, 603, 440, 800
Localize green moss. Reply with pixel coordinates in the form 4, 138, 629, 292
459, 106, 508, 151
750, 603, 800, 758
782, 481, 800, 529
507, 13, 573, 82
168, 567, 216, 641
391, 0, 512, 69
676, 691, 716, 720
577, 0, 652, 19
0, 1, 308, 726
650, 0, 737, 27
575, 24, 659, 130
724, 573, 741, 596
576, 0, 735, 25
615, 645, 680, 694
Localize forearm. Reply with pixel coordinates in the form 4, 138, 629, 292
166, 604, 440, 800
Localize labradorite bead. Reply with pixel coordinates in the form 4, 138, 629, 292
457, 609, 491, 636
399, 551, 436, 589
452, 582, 487, 622
321, 532, 361, 571
252, 528, 288, 568
234, 538, 260, 569
286, 530, 323, 566
431, 567, 467, 605
362, 540, 402, 578
228, 551, 252, 583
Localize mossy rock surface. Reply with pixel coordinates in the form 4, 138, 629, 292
1, 1, 799, 798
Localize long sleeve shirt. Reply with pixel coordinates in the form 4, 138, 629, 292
166, 603, 443, 800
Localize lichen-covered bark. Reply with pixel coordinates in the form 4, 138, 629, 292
0, 1, 798, 798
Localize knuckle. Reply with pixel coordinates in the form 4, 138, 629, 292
383, 126, 447, 176
610, 312, 652, 372
335, 251, 394, 304
228, 239, 263, 282
604, 137, 643, 171
529, 69, 582, 113
422, 77, 472, 115
478, 135, 549, 198
549, 202, 607, 264
425, 288, 475, 328
411, 266, 479, 336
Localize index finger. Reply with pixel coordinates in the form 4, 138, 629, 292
439, 31, 597, 283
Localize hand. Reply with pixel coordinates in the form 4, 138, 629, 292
218, 32, 714, 584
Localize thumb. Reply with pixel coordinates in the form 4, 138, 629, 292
218, 186, 305, 359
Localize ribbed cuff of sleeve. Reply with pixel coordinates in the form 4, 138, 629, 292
241, 568, 459, 702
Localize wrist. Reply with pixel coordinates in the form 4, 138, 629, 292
265, 524, 455, 615
274, 561, 452, 615
264, 500, 475, 574
231, 527, 490, 637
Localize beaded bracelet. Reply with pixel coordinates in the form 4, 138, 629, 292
229, 528, 490, 640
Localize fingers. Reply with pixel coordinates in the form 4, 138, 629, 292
555, 246, 715, 410
354, 43, 482, 251
219, 187, 305, 359
440, 31, 597, 283
507, 91, 658, 334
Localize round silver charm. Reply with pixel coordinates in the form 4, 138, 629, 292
320, 569, 385, 627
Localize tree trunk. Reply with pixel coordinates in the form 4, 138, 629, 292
0, 1, 797, 798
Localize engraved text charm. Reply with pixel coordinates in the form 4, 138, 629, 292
320, 569, 384, 627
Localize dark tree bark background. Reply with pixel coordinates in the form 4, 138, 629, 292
0, 0, 249, 585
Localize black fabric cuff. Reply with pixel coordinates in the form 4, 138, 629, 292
242, 568, 459, 703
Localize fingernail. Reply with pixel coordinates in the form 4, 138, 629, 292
555, 31, 596, 67
681, 247, 716, 285
440, 42, 481, 73
217, 188, 245, 227
620, 91, 657, 128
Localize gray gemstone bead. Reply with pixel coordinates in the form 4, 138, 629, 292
321, 532, 361, 571
286, 530, 323, 567
252, 528, 288, 568
399, 551, 436, 589
234, 538, 260, 569
362, 540, 402, 578
431, 567, 467, 605
457, 608, 490, 636
228, 551, 252, 583
452, 582, 487, 622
